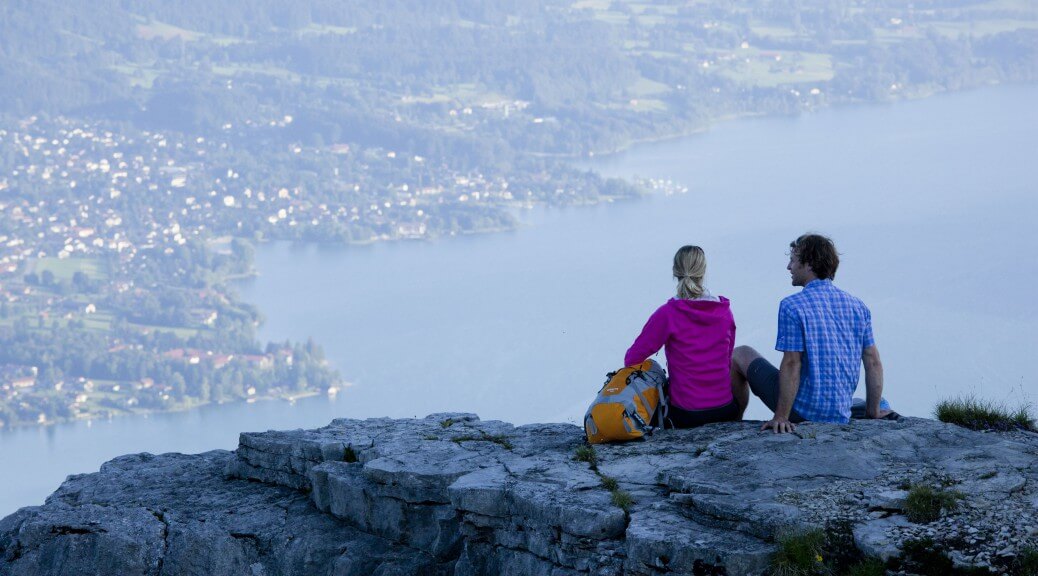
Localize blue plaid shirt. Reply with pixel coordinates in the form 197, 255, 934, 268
775, 279, 875, 423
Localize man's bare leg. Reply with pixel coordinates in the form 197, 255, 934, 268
730, 345, 764, 418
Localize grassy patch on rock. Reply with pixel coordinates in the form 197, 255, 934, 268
904, 484, 963, 523
769, 522, 885, 576
573, 445, 599, 469
1009, 547, 1038, 576
893, 537, 990, 576
343, 446, 358, 463
573, 445, 633, 514
610, 489, 633, 513
843, 558, 886, 576
451, 430, 513, 450
770, 528, 828, 576
934, 396, 1036, 432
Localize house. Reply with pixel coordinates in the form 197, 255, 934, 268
397, 223, 427, 238
11, 377, 35, 389
241, 354, 273, 370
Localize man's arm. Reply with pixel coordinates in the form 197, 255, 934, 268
862, 345, 891, 419
761, 351, 801, 434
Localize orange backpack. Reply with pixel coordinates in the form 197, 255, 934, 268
584, 360, 667, 444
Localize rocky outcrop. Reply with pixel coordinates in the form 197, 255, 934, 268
2, 414, 1036, 575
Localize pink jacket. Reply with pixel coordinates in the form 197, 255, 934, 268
624, 297, 736, 410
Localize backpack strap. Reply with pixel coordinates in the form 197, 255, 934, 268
656, 381, 670, 430
631, 386, 654, 433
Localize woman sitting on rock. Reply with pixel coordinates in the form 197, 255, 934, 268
624, 245, 744, 428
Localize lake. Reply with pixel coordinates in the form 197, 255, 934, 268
2, 84, 1035, 518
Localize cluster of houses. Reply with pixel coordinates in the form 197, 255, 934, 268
0, 113, 535, 426
0, 344, 295, 427
0, 114, 526, 279
160, 347, 289, 370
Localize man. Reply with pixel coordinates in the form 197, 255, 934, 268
731, 233, 892, 433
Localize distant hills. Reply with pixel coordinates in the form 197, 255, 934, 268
2, 0, 1035, 158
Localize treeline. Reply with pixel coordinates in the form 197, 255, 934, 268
0, 323, 336, 426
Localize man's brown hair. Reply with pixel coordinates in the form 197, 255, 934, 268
790, 234, 840, 280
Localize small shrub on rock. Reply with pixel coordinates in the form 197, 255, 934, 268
610, 489, 633, 512
770, 528, 828, 576
892, 538, 987, 576
574, 445, 598, 469
343, 446, 358, 463
896, 538, 951, 575
1012, 547, 1038, 576
934, 396, 1036, 432
903, 484, 962, 523
844, 558, 885, 576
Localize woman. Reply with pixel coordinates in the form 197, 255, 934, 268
624, 245, 744, 428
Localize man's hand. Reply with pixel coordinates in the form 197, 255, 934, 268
761, 416, 796, 434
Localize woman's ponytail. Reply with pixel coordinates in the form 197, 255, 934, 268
673, 245, 707, 300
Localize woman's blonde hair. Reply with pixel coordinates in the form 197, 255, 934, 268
673, 245, 707, 300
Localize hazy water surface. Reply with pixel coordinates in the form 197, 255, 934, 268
2, 85, 1035, 518
238, 85, 1037, 426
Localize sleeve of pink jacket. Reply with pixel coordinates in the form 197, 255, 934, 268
624, 304, 669, 367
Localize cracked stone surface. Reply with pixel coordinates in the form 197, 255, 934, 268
2, 414, 1036, 575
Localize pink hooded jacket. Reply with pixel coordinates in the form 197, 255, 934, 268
624, 297, 736, 410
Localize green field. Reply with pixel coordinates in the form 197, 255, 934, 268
110, 64, 160, 89
716, 50, 834, 87
930, 19, 1038, 37
399, 83, 508, 108
751, 24, 802, 39
970, 0, 1036, 12
592, 10, 630, 25
300, 23, 357, 36
129, 322, 203, 339
628, 77, 670, 97
30, 257, 108, 282
209, 63, 359, 90
629, 98, 668, 112
572, 0, 611, 10
134, 20, 203, 42
82, 311, 115, 333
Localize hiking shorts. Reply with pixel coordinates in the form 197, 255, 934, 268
665, 399, 742, 429
746, 357, 805, 423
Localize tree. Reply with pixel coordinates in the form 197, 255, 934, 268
72, 271, 92, 292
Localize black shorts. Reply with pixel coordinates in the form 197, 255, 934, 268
664, 399, 742, 429
746, 357, 805, 423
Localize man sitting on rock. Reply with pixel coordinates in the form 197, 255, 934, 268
731, 233, 894, 433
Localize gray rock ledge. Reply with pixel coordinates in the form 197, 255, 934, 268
2, 414, 1036, 575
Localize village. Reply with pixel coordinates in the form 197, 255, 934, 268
0, 110, 641, 428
